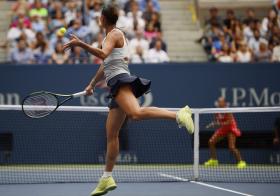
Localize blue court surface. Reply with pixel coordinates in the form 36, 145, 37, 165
1, 182, 279, 196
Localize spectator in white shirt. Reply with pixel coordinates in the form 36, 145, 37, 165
254, 40, 271, 62
88, 1, 102, 39
243, 20, 255, 42
127, 1, 143, 19
129, 30, 149, 56
130, 45, 147, 63
64, 1, 78, 25
217, 44, 234, 63
272, 41, 280, 62
126, 1, 145, 38
28, 0, 48, 5
248, 30, 266, 54
89, 14, 101, 39
236, 41, 252, 63
261, 9, 278, 36
116, 9, 130, 36
7, 19, 35, 44
145, 40, 170, 63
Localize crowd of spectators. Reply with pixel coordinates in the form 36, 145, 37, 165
6, 0, 169, 65
198, 4, 280, 63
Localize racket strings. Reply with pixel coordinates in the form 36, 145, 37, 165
22, 93, 58, 118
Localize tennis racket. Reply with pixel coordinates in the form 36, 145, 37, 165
22, 91, 86, 118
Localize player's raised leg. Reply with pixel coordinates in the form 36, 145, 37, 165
91, 108, 126, 196
115, 85, 194, 133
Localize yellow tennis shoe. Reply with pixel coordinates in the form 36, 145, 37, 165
204, 159, 219, 167
237, 161, 247, 169
91, 176, 117, 196
176, 106, 194, 134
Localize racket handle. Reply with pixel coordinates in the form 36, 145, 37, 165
73, 91, 87, 98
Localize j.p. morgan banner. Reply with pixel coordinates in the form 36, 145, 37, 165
0, 63, 279, 108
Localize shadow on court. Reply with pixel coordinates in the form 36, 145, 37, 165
0, 182, 280, 196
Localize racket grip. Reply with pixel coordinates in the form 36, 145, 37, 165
73, 91, 87, 98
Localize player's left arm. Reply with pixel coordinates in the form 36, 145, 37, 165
205, 115, 219, 128
63, 33, 117, 60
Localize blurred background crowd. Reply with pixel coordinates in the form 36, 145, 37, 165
2, 0, 280, 64
4, 0, 169, 64
198, 3, 280, 62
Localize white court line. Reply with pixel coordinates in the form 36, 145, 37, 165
159, 173, 254, 196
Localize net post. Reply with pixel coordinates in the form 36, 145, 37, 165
193, 110, 199, 181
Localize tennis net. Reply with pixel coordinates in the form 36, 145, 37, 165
0, 105, 279, 184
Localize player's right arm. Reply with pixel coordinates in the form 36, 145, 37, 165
85, 64, 105, 95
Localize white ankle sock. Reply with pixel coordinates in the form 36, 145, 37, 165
102, 171, 112, 178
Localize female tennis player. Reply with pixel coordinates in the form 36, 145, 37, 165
204, 97, 246, 169
63, 4, 194, 196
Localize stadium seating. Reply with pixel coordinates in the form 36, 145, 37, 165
3, 0, 170, 64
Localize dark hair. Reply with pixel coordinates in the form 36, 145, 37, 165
101, 4, 119, 25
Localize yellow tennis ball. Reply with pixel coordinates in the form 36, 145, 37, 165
59, 27, 67, 35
